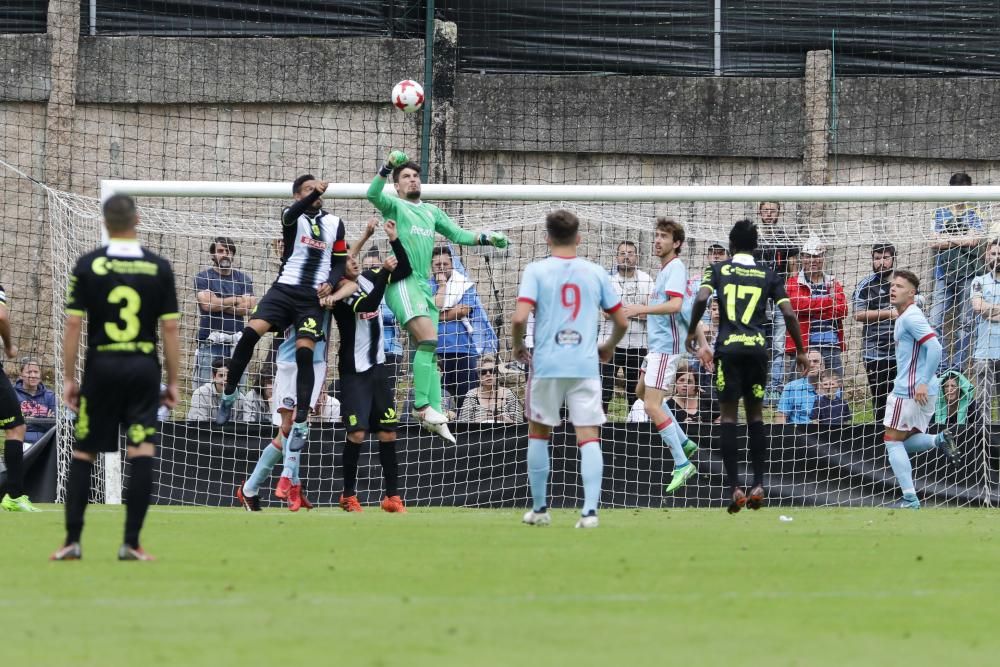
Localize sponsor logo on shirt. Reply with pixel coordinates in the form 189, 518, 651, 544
555, 329, 582, 346
410, 226, 436, 239
300, 236, 328, 250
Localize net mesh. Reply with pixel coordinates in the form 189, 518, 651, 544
47, 188, 999, 507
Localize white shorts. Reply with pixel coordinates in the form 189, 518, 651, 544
526, 377, 605, 427
642, 352, 682, 392
882, 393, 934, 433
270, 361, 327, 426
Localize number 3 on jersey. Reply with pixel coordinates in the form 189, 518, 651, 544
105, 285, 142, 342
722, 283, 762, 325
561, 283, 581, 320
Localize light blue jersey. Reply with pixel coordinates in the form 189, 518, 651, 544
971, 272, 1000, 359
276, 312, 331, 364
893, 303, 941, 398
647, 257, 688, 355
517, 256, 621, 379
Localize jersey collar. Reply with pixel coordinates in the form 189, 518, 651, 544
107, 238, 143, 258
732, 253, 755, 265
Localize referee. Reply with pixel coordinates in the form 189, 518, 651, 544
52, 194, 180, 561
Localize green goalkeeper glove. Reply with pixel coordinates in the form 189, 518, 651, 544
480, 231, 509, 249
387, 150, 410, 168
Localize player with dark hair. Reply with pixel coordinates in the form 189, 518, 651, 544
0, 285, 38, 512
215, 174, 348, 462
367, 152, 509, 443
686, 218, 808, 513
53, 194, 181, 560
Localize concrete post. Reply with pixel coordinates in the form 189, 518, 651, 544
429, 20, 457, 186
44, 0, 80, 191
803, 49, 831, 233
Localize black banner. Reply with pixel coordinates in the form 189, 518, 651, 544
147, 422, 997, 509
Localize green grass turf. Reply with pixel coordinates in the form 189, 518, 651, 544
4, 505, 998, 666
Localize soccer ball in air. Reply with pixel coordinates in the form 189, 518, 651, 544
392, 80, 425, 113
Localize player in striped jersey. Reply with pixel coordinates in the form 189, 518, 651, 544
368, 151, 508, 442
329, 220, 412, 512
216, 175, 347, 461
513, 210, 628, 529
882, 269, 959, 509
622, 218, 697, 493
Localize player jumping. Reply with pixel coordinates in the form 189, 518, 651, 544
513, 209, 628, 529
53, 194, 181, 560
881, 269, 959, 509
367, 151, 508, 443
686, 219, 807, 513
0, 284, 39, 512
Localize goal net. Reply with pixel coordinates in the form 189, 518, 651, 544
48, 185, 1000, 508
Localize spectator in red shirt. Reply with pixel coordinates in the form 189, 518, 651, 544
785, 237, 848, 377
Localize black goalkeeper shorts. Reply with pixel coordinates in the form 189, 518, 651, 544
714, 353, 769, 405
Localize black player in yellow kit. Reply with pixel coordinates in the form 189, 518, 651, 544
51, 194, 181, 561
686, 219, 807, 513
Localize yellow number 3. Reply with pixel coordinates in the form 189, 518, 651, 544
105, 286, 142, 342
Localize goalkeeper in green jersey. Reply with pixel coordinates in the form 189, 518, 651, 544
368, 151, 508, 443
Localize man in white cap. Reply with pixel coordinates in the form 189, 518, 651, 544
784, 236, 848, 377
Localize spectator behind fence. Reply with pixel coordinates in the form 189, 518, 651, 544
312, 389, 341, 423
930, 171, 984, 371
457, 355, 522, 424
361, 248, 404, 391
785, 236, 847, 377
193, 236, 256, 387
188, 357, 247, 421
430, 246, 498, 411
853, 243, 898, 421
776, 349, 824, 424
242, 365, 275, 424
667, 365, 716, 424
970, 239, 1000, 423
932, 371, 981, 450
755, 202, 798, 402
14, 357, 56, 444
812, 370, 852, 426
600, 240, 655, 412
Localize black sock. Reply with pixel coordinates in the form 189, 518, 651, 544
4, 439, 24, 498
342, 441, 361, 496
224, 327, 261, 394
124, 456, 154, 549
65, 458, 93, 545
747, 421, 767, 488
378, 439, 399, 497
294, 346, 315, 424
718, 422, 741, 491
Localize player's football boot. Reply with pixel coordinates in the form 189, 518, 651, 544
299, 490, 314, 511
896, 493, 921, 510
339, 494, 364, 512
574, 511, 599, 529
214, 390, 239, 425
287, 484, 313, 512
275, 475, 292, 500
381, 495, 407, 513
118, 544, 156, 561
682, 439, 698, 458
522, 508, 551, 526
727, 487, 747, 514
936, 430, 960, 466
2, 493, 42, 512
665, 462, 697, 493
413, 405, 448, 426
49, 542, 82, 561
236, 483, 261, 512
746, 484, 766, 511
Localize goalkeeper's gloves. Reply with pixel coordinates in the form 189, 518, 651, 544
479, 231, 509, 249
379, 150, 411, 177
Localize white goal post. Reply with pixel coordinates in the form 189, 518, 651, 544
52, 179, 999, 508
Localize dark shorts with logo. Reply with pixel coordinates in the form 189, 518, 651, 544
714, 353, 769, 405
75, 355, 161, 452
0, 369, 25, 430
339, 365, 397, 433
252, 283, 325, 342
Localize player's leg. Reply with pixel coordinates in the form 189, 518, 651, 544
376, 431, 405, 512
714, 356, 745, 513
52, 448, 95, 560
276, 408, 296, 498
388, 279, 446, 424
117, 362, 162, 560
0, 368, 37, 511
120, 442, 156, 561
566, 379, 605, 528
882, 394, 922, 508
370, 367, 404, 512
743, 356, 769, 510
522, 375, 558, 526
217, 317, 273, 424
339, 430, 366, 512
642, 354, 694, 486
239, 426, 288, 511
636, 368, 696, 458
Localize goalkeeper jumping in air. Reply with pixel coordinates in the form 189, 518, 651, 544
368, 151, 508, 443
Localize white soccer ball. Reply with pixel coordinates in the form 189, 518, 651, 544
392, 79, 425, 113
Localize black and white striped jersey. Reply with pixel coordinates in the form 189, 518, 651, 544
279, 192, 347, 290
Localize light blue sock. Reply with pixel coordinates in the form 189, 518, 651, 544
526, 437, 550, 512
282, 447, 300, 484
244, 444, 283, 495
903, 432, 936, 454
579, 440, 603, 515
886, 440, 916, 496
657, 403, 689, 468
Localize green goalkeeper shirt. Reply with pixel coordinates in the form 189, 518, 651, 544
367, 175, 478, 281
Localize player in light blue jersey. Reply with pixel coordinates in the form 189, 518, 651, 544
622, 218, 698, 493
512, 210, 628, 528
882, 270, 959, 509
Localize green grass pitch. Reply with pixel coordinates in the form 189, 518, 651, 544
4, 505, 997, 666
